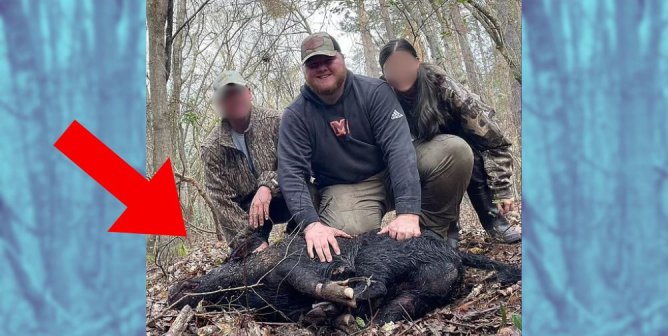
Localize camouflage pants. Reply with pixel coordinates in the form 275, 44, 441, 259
317, 134, 474, 239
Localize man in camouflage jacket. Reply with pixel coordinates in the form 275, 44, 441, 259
201, 71, 291, 251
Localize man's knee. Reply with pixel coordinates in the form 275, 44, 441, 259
319, 194, 382, 235
415, 135, 473, 179
318, 177, 387, 235
330, 208, 383, 235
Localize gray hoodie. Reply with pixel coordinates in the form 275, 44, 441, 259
278, 70, 421, 227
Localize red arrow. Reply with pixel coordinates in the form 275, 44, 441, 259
54, 120, 186, 236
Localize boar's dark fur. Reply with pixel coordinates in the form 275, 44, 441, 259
168, 229, 520, 325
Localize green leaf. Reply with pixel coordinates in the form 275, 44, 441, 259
181, 111, 199, 125
512, 314, 522, 331
355, 316, 366, 328
499, 304, 508, 326
177, 243, 188, 257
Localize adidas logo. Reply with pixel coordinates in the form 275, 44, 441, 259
391, 109, 403, 120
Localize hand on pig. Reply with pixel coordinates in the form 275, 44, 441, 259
378, 214, 421, 240
304, 222, 352, 262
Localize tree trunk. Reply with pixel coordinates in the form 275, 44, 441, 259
169, 0, 194, 237
451, 4, 483, 96
378, 0, 395, 42
463, 0, 521, 84
170, 0, 186, 173
356, 0, 381, 77
495, 0, 522, 125
472, 16, 489, 74
399, 0, 448, 73
164, 0, 175, 81
147, 0, 173, 175
428, 0, 466, 83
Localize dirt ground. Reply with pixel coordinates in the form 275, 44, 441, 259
146, 199, 522, 335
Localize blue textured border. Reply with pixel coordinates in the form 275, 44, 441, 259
523, 1, 668, 334
0, 1, 145, 334
2, 0, 668, 335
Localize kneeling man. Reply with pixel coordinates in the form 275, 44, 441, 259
278, 33, 473, 262
202, 70, 294, 252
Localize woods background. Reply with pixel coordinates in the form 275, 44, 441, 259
145, 0, 522, 263
2, 0, 667, 334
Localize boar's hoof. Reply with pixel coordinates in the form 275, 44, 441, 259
334, 313, 359, 334
304, 302, 341, 325
315, 281, 357, 308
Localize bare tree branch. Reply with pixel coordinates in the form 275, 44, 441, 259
170, 0, 212, 42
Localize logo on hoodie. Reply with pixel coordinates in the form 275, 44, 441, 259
329, 118, 349, 137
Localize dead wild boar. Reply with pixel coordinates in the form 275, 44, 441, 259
168, 228, 520, 326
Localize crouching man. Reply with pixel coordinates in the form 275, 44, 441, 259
202, 70, 294, 252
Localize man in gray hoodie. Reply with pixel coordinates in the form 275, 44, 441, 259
278, 33, 473, 262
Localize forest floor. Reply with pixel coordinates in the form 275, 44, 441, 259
146, 200, 522, 335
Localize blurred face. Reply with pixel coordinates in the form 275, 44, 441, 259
382, 50, 420, 93
303, 53, 347, 97
216, 85, 252, 120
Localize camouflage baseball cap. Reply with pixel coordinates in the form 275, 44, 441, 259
213, 70, 248, 97
300, 32, 341, 64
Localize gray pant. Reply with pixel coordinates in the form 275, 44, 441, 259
316, 134, 474, 239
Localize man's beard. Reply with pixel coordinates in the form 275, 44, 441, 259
308, 71, 346, 96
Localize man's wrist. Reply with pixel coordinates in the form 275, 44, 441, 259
396, 213, 420, 221
258, 175, 279, 193
304, 221, 321, 233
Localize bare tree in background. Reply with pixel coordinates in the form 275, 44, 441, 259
144, 0, 522, 263
451, 3, 483, 96
356, 0, 382, 76
378, 0, 396, 42
463, 0, 521, 84
495, 0, 522, 122
145, 1, 523, 332
397, 0, 448, 71
147, 0, 173, 175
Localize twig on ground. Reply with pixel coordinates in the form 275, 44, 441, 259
460, 305, 499, 321
165, 305, 194, 336
146, 283, 263, 326
445, 319, 477, 328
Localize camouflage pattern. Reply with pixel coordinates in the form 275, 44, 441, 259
201, 106, 281, 242
300, 32, 341, 63
424, 64, 515, 200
